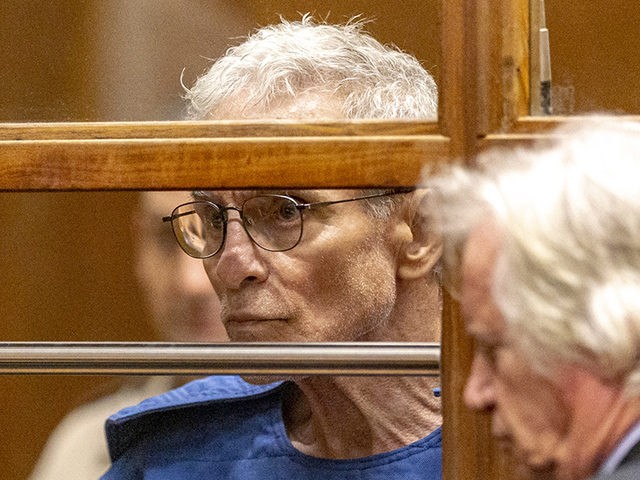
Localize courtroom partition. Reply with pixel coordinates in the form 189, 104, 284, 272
0, 0, 502, 477
4, 0, 625, 479
0, 121, 455, 480
0, 2, 449, 479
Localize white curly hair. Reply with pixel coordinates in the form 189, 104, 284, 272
424, 116, 640, 395
183, 14, 437, 120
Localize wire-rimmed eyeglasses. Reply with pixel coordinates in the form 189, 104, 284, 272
162, 188, 414, 259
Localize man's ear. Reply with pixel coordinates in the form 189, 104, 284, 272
396, 189, 442, 280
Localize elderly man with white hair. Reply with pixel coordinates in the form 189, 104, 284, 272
102, 16, 442, 480
424, 116, 640, 480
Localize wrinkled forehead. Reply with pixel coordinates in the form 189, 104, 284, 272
210, 90, 345, 120
193, 189, 361, 204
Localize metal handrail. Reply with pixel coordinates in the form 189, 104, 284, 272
0, 342, 440, 376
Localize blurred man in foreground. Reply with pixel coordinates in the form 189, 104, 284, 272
424, 117, 640, 480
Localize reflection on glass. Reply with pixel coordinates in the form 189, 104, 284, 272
531, 0, 640, 115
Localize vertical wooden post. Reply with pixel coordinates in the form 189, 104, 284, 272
440, 1, 530, 479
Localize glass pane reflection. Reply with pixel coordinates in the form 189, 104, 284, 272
533, 0, 640, 115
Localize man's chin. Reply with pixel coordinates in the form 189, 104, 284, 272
515, 464, 557, 480
512, 450, 557, 480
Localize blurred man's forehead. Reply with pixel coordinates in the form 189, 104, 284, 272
462, 221, 502, 289
140, 191, 193, 215
461, 220, 506, 338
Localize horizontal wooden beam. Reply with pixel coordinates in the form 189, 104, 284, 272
0, 122, 450, 191
0, 120, 440, 140
511, 115, 640, 133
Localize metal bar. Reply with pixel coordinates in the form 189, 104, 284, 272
0, 342, 440, 376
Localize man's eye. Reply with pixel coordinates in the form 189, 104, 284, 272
209, 213, 225, 230
476, 342, 499, 368
277, 202, 299, 221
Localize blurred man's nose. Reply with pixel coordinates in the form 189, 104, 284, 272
176, 253, 212, 296
463, 354, 496, 412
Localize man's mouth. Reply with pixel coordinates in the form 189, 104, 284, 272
224, 315, 286, 326
227, 314, 267, 322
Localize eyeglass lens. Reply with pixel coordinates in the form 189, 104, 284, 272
170, 196, 304, 258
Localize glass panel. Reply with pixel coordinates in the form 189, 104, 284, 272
531, 0, 640, 115
1, 189, 443, 479
0, 0, 440, 121
0, 2, 442, 476
1, 191, 213, 479
0, 192, 152, 340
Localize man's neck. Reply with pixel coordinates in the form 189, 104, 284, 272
283, 375, 441, 459
365, 277, 441, 343
283, 279, 442, 459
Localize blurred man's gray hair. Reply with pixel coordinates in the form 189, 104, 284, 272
423, 116, 640, 395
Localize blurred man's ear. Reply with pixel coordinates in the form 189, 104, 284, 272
397, 189, 442, 280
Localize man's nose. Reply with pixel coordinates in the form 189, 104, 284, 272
463, 355, 496, 412
204, 214, 268, 290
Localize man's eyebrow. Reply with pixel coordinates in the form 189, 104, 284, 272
471, 328, 507, 350
192, 189, 310, 197
278, 189, 304, 198
281, 189, 326, 201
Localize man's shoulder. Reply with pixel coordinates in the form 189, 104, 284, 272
592, 451, 640, 480
105, 375, 283, 462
